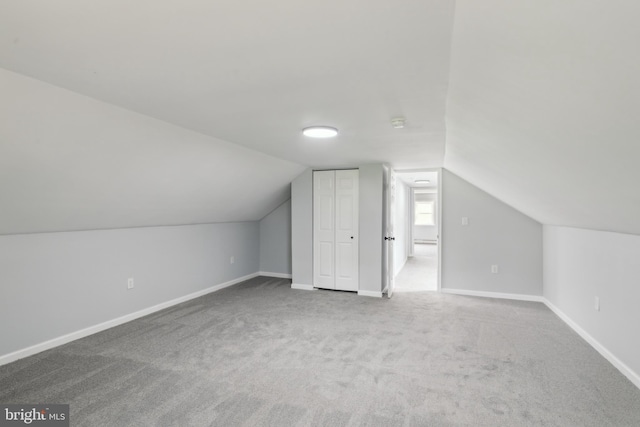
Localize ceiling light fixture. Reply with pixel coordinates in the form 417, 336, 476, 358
391, 117, 406, 129
303, 126, 338, 138
415, 179, 430, 184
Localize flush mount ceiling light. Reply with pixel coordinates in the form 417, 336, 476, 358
391, 117, 406, 129
415, 179, 430, 184
302, 126, 338, 138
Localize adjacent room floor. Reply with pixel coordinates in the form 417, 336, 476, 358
1, 276, 639, 426
394, 243, 438, 292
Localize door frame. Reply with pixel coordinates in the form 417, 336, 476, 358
436, 168, 442, 291
390, 167, 442, 292
383, 165, 396, 297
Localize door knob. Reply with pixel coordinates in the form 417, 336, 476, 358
351, 236, 354, 239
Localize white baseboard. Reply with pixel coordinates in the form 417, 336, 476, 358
259, 271, 292, 279
394, 288, 438, 293
437, 288, 640, 390
0, 272, 259, 367
358, 290, 383, 298
291, 283, 315, 291
441, 288, 544, 302
543, 298, 640, 390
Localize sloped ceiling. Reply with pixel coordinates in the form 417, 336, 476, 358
0, 0, 453, 169
445, 0, 640, 235
2, 0, 640, 236
0, 69, 305, 234
0, 0, 454, 234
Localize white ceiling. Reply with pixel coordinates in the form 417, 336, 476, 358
0, 0, 454, 234
0, 68, 304, 234
2, 0, 640, 235
445, 0, 640, 235
395, 171, 438, 189
0, 0, 454, 170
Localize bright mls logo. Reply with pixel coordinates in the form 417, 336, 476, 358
0, 405, 68, 426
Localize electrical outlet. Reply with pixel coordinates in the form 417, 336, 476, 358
491, 265, 499, 274
127, 278, 134, 289
230, 256, 235, 264
594, 296, 600, 311
462, 217, 469, 226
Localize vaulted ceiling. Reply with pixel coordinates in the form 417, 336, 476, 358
1, 0, 639, 235
446, 0, 640, 235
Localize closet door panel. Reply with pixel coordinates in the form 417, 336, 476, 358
335, 170, 359, 291
313, 171, 335, 289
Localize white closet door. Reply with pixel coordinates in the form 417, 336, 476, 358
334, 169, 359, 291
313, 171, 335, 289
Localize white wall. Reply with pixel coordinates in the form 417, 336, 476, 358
441, 169, 542, 297
359, 165, 384, 293
290, 165, 384, 293
544, 226, 640, 387
259, 199, 292, 276
291, 169, 313, 287
0, 222, 259, 360
393, 178, 409, 276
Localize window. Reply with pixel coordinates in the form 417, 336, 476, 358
415, 200, 435, 226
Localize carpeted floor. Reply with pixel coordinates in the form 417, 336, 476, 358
1, 276, 640, 426
395, 243, 438, 292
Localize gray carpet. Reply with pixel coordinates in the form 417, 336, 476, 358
395, 243, 438, 292
1, 276, 639, 426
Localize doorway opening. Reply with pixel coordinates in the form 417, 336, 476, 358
393, 170, 440, 292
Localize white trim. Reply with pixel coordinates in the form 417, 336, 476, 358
439, 288, 640, 390
441, 288, 544, 302
436, 167, 442, 292
543, 298, 640, 390
358, 290, 383, 298
394, 288, 437, 293
0, 272, 259, 367
259, 271, 292, 279
291, 283, 315, 291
